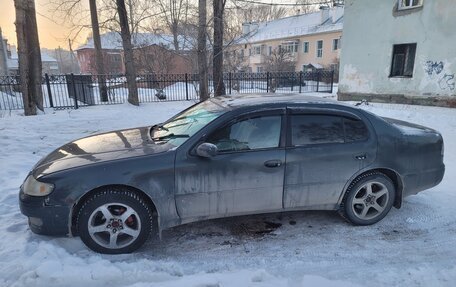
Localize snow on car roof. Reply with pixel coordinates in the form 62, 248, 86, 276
213, 93, 337, 108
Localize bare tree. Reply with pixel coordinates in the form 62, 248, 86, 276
116, 0, 139, 105
134, 44, 176, 74
155, 0, 190, 51
264, 47, 296, 92
198, 0, 208, 101
224, 49, 247, 73
14, 0, 43, 116
295, 0, 328, 14
99, 0, 155, 35
89, 0, 109, 102
213, 0, 227, 97
265, 47, 296, 72
223, 1, 289, 41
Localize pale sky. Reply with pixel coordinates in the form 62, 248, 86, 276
0, 0, 302, 50
0, 0, 90, 49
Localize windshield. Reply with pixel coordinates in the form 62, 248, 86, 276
151, 100, 226, 146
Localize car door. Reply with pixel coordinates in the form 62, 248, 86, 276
284, 108, 377, 209
174, 109, 286, 220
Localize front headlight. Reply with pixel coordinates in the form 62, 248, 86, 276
23, 175, 54, 196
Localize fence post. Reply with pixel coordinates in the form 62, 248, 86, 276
229, 72, 232, 95
71, 73, 78, 109
266, 72, 270, 93
44, 73, 54, 108
330, 69, 334, 94
299, 71, 303, 93
185, 73, 189, 100
316, 70, 320, 92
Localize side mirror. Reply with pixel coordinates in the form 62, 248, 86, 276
196, 142, 218, 158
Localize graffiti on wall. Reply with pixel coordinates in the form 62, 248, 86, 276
424, 61, 444, 76
424, 61, 455, 91
439, 74, 456, 91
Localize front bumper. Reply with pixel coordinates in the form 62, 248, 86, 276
19, 188, 70, 236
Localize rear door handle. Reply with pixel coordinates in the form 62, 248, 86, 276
264, 160, 282, 168
355, 154, 367, 160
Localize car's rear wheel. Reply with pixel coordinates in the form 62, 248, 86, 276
77, 188, 153, 254
341, 173, 395, 225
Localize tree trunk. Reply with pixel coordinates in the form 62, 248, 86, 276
14, 0, 43, 116
213, 0, 225, 97
198, 0, 209, 101
89, 0, 108, 102
172, 21, 179, 51
116, 0, 139, 106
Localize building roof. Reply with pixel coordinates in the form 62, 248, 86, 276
76, 32, 192, 51
40, 52, 57, 63
237, 7, 343, 44
5, 49, 57, 71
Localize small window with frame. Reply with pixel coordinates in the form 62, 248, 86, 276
316, 40, 323, 58
398, 0, 423, 10
390, 43, 417, 78
303, 42, 309, 53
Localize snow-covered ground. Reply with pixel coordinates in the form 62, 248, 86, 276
0, 95, 455, 287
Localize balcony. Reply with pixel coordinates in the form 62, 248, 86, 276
249, 54, 266, 64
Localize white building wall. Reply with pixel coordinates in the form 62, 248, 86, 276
339, 0, 456, 103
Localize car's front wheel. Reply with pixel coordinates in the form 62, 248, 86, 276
77, 188, 153, 254
341, 173, 396, 225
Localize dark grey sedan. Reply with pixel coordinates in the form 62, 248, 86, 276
19, 94, 445, 253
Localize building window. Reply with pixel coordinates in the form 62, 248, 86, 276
390, 43, 417, 77
254, 46, 261, 55
281, 41, 299, 53
303, 42, 309, 53
268, 46, 272, 55
316, 40, 323, 58
332, 39, 339, 51
249, 48, 252, 56
398, 0, 423, 10
257, 66, 264, 73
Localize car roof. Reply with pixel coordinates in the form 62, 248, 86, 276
210, 93, 352, 110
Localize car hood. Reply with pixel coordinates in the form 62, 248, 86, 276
33, 127, 175, 177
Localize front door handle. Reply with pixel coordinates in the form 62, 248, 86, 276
355, 154, 367, 160
264, 159, 282, 168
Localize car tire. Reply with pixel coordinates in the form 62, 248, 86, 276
77, 188, 153, 254
341, 172, 396, 226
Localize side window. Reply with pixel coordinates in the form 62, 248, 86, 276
291, 115, 344, 145
291, 114, 369, 146
344, 117, 369, 142
208, 116, 282, 152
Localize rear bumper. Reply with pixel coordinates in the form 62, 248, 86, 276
19, 189, 70, 236
402, 164, 445, 197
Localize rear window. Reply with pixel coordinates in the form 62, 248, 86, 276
291, 114, 368, 146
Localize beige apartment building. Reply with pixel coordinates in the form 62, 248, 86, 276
231, 6, 343, 73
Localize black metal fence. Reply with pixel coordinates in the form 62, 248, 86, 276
0, 70, 334, 110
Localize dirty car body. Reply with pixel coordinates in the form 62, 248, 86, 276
19, 94, 445, 253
